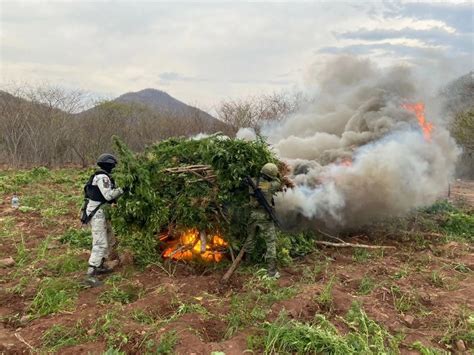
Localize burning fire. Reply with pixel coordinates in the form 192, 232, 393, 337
162, 229, 228, 262
403, 102, 433, 140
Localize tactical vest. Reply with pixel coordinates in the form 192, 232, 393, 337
249, 176, 278, 208
84, 170, 116, 203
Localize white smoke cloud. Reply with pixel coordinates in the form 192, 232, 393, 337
264, 56, 460, 228
236, 127, 257, 141
191, 133, 211, 140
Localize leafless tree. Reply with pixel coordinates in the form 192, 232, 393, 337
0, 84, 302, 167
216, 91, 306, 133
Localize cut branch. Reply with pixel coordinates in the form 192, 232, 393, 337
221, 236, 251, 283
315, 241, 396, 249
165, 165, 216, 184
316, 229, 346, 244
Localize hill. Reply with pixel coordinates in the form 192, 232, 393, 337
81, 88, 229, 135
116, 88, 215, 121
115, 88, 225, 129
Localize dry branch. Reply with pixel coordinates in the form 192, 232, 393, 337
164, 165, 213, 173
316, 229, 346, 244
221, 236, 251, 283
165, 165, 217, 184
314, 241, 396, 249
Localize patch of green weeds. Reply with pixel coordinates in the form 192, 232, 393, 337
46, 253, 86, 275
452, 262, 471, 273
442, 211, 474, 241
429, 270, 446, 288
173, 300, 213, 319
410, 341, 447, 354
392, 266, 410, 280
316, 276, 336, 311
156, 330, 179, 354
42, 322, 87, 351
358, 275, 376, 295
422, 200, 456, 214
36, 235, 52, 260
41, 206, 69, 218
225, 294, 260, 339
103, 348, 126, 355
390, 285, 425, 316
302, 261, 328, 283
59, 228, 91, 249
99, 283, 141, 305
419, 200, 473, 242
15, 235, 29, 267
279, 231, 317, 261
439, 305, 474, 349
352, 248, 372, 263
413, 234, 431, 249
131, 298, 207, 330
263, 303, 400, 354
18, 205, 36, 213
7, 276, 32, 296
413, 254, 434, 270
247, 333, 265, 352
94, 310, 129, 348
140, 337, 158, 353
2, 167, 51, 193
29, 277, 79, 318
21, 194, 46, 210
225, 271, 300, 339
131, 309, 156, 325
105, 273, 126, 284
0, 216, 16, 238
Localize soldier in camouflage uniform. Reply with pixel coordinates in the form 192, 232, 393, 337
245, 163, 284, 278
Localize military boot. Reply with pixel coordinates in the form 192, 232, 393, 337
95, 258, 113, 275
83, 266, 103, 287
267, 258, 280, 279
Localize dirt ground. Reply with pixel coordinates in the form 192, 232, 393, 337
451, 180, 474, 208
0, 175, 472, 354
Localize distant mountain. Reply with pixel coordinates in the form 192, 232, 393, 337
114, 88, 220, 125
77, 89, 230, 138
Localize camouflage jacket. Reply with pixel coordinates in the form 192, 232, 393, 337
248, 175, 283, 210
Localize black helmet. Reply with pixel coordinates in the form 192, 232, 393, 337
97, 153, 117, 165
97, 153, 117, 172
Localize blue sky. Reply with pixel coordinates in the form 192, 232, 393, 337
1, 1, 472, 109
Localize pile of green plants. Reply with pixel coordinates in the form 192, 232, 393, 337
111, 135, 306, 265
263, 303, 401, 354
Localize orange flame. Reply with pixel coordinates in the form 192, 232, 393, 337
403, 102, 433, 140
162, 229, 228, 262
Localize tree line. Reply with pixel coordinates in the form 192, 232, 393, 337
0, 85, 303, 167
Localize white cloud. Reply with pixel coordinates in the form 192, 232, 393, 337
0, 1, 471, 109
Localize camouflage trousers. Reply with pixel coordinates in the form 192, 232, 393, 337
244, 209, 277, 261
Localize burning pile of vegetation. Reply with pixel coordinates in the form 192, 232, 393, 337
111, 135, 290, 265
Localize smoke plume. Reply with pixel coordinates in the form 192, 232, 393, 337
260, 56, 460, 228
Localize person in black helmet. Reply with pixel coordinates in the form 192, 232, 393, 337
83, 153, 123, 287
